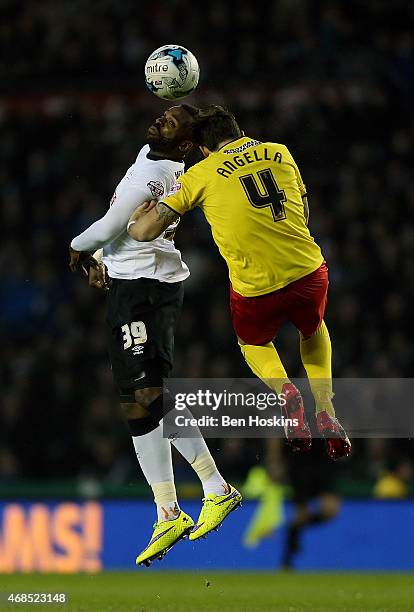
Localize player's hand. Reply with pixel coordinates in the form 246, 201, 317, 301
89, 262, 112, 291
69, 246, 99, 276
141, 199, 158, 213
69, 246, 82, 272
128, 200, 157, 227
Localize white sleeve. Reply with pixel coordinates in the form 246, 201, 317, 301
71, 184, 151, 252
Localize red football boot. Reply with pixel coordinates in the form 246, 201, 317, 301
281, 383, 312, 452
316, 410, 352, 460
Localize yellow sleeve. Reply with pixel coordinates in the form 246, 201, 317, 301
284, 146, 307, 197
162, 166, 204, 215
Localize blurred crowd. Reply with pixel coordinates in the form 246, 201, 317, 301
0, 0, 413, 494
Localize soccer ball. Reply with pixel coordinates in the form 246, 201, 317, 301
144, 45, 200, 100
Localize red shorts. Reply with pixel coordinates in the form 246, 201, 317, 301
230, 263, 328, 344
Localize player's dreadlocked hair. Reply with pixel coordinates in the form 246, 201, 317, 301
193, 105, 242, 150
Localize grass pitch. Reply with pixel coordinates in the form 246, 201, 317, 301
1, 572, 413, 611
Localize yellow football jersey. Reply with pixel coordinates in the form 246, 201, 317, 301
163, 136, 324, 297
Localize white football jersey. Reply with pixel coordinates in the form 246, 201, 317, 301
71, 145, 189, 283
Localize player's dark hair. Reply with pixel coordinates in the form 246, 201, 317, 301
181, 104, 199, 119
180, 104, 200, 136
194, 105, 242, 150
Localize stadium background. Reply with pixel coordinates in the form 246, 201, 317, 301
0, 0, 413, 577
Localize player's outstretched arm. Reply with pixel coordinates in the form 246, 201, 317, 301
127, 200, 180, 242
70, 185, 150, 253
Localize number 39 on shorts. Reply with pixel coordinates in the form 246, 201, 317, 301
121, 321, 147, 349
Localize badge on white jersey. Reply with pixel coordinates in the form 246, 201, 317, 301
147, 180, 165, 198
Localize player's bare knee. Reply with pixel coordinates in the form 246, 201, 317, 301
320, 494, 341, 519
121, 402, 150, 420
134, 387, 163, 410
121, 387, 163, 437
123, 387, 177, 437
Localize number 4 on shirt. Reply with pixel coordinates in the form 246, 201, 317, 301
239, 168, 287, 221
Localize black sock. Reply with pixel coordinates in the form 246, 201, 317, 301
282, 524, 301, 567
